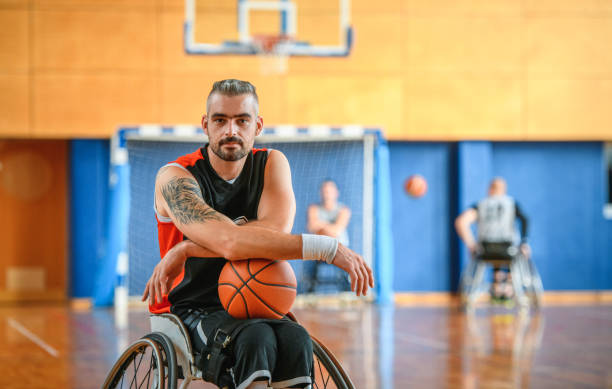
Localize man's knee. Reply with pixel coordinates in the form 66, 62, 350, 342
276, 322, 312, 357
234, 322, 277, 356
246, 381, 269, 389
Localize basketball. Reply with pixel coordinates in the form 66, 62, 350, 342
218, 259, 297, 319
404, 174, 428, 197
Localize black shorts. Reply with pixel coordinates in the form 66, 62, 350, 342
178, 309, 313, 389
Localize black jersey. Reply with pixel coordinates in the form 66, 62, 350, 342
151, 145, 269, 314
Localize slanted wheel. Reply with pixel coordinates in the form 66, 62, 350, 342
102, 335, 177, 389
144, 333, 178, 389
522, 258, 544, 309
311, 335, 354, 389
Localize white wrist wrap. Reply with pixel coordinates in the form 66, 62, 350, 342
301, 234, 339, 264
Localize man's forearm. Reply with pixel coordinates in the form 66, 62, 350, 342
178, 240, 223, 258
318, 225, 340, 238
244, 218, 292, 234
224, 226, 303, 260
455, 222, 476, 249
177, 219, 303, 261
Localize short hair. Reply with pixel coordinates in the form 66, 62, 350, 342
490, 177, 507, 187
206, 79, 259, 114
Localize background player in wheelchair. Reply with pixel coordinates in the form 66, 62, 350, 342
455, 177, 531, 304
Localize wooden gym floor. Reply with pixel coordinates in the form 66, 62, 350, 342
0, 302, 611, 388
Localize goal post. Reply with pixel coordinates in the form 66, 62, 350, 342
93, 125, 394, 307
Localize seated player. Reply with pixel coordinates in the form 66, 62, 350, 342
142, 79, 374, 389
455, 177, 530, 303
306, 179, 351, 293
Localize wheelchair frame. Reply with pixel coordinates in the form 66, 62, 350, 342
460, 250, 544, 311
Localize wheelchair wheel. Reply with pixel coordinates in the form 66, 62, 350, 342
102, 335, 176, 389
143, 333, 178, 389
311, 335, 354, 389
525, 259, 544, 309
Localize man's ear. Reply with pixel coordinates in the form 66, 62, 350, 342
255, 116, 264, 136
201, 115, 208, 135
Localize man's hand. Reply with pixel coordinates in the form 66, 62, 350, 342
331, 243, 374, 297
468, 242, 479, 258
142, 242, 188, 305
520, 243, 531, 259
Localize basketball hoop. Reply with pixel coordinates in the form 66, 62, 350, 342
252, 34, 292, 75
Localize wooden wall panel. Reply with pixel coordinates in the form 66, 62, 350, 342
524, 0, 612, 14
353, 0, 401, 13
287, 76, 402, 131
33, 9, 157, 71
406, 17, 522, 73
294, 11, 339, 47
406, 75, 522, 140
1, 1, 612, 140
32, 74, 158, 137
526, 17, 612, 78
0, 75, 30, 136
161, 0, 232, 12
0, 9, 29, 71
404, 0, 522, 16
160, 74, 289, 125
292, 13, 403, 74
33, 0, 154, 9
0, 0, 30, 7
0, 140, 67, 301
160, 75, 212, 124
527, 79, 612, 140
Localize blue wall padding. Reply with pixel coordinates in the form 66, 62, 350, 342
456, 142, 494, 279
374, 137, 395, 304
603, 220, 612, 289
69, 140, 110, 298
388, 142, 455, 291
492, 142, 611, 290
70, 140, 611, 297
93, 162, 130, 306
388, 141, 610, 292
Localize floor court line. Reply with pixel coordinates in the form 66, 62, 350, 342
7, 317, 59, 358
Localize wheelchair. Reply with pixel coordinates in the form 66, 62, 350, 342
459, 243, 544, 311
102, 311, 355, 389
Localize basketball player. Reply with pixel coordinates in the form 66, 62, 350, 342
305, 180, 351, 293
142, 79, 374, 389
455, 177, 530, 302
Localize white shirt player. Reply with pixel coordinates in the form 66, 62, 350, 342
475, 195, 519, 244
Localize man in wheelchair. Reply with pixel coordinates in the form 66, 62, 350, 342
141, 79, 374, 389
455, 177, 531, 304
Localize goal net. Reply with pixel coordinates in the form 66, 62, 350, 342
95, 125, 393, 306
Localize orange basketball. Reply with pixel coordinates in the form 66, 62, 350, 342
404, 174, 428, 197
218, 259, 297, 319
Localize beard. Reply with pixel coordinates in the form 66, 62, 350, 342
210, 136, 249, 161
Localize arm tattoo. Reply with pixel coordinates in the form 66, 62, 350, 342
161, 177, 223, 224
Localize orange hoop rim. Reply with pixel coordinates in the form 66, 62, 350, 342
252, 34, 293, 54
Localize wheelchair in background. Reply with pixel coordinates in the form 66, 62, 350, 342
460, 242, 544, 311
102, 311, 354, 389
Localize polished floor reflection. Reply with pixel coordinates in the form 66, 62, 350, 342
0, 303, 611, 388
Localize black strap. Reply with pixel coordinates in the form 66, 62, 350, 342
201, 318, 267, 383
196, 314, 291, 384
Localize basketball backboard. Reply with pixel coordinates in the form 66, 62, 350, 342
184, 0, 353, 57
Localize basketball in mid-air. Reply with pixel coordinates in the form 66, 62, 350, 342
404, 174, 428, 198
218, 259, 297, 319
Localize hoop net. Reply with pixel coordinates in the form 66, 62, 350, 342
253, 34, 292, 75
